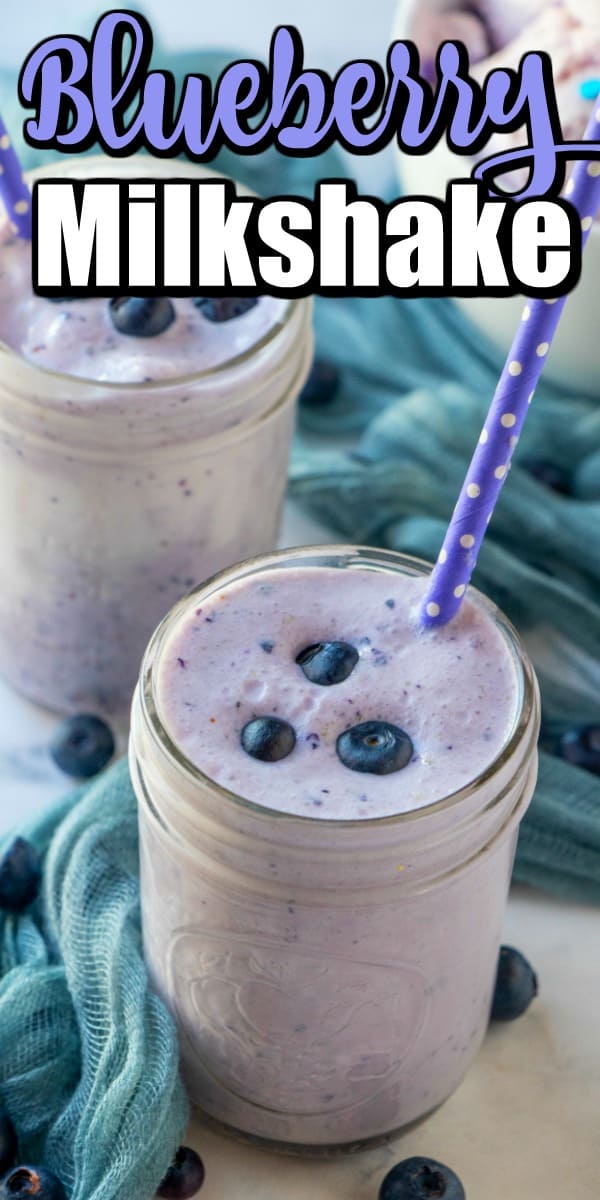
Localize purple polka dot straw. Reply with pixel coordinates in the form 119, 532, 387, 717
421, 104, 600, 629
0, 114, 32, 239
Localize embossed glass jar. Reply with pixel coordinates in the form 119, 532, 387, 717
130, 547, 540, 1152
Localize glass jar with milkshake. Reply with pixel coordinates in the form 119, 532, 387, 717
130, 545, 541, 1151
0, 156, 312, 716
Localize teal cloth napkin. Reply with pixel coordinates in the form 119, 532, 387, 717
0, 761, 188, 1200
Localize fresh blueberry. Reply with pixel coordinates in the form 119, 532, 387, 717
0, 1108, 17, 1175
298, 359, 340, 408
0, 838, 42, 914
157, 1147, 205, 1198
336, 721, 413, 775
50, 714, 115, 779
241, 717, 296, 763
491, 945, 538, 1021
295, 641, 359, 686
109, 297, 176, 337
193, 297, 258, 323
522, 458, 571, 495
557, 726, 600, 776
379, 1156, 465, 1200
0, 1166, 66, 1200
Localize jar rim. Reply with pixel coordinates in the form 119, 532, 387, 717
136, 544, 539, 830
0, 153, 300, 390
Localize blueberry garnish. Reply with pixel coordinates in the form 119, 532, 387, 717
298, 359, 340, 408
50, 714, 115, 779
336, 721, 413, 775
0, 1166, 66, 1200
491, 945, 538, 1021
0, 838, 41, 914
379, 1156, 465, 1200
109, 297, 176, 338
0, 1108, 17, 1175
193, 297, 257, 323
157, 1146, 205, 1198
557, 726, 600, 776
296, 641, 359, 686
241, 717, 296, 763
522, 458, 571, 495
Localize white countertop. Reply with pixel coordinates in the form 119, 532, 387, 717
0, 500, 598, 1198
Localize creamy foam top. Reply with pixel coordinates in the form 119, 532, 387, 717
0, 222, 287, 383
155, 566, 520, 819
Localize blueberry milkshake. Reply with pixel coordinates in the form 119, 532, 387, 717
131, 547, 540, 1149
155, 563, 518, 818
0, 157, 312, 715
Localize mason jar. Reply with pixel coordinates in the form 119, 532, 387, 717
0, 157, 312, 716
129, 546, 541, 1152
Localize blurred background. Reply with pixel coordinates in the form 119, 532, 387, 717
0, 1, 399, 73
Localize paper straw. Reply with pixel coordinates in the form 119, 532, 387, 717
0, 114, 32, 239
421, 105, 600, 629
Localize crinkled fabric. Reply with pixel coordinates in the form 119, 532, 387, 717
0, 760, 188, 1200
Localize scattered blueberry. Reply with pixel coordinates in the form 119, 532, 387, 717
0, 1108, 17, 1175
49, 714, 115, 779
193, 297, 257, 323
241, 717, 296, 763
336, 721, 413, 775
557, 726, 600, 776
298, 359, 340, 408
0, 1166, 66, 1200
109, 297, 176, 338
522, 458, 571, 495
0, 839, 42, 914
157, 1147, 205, 1198
296, 641, 359, 686
379, 1156, 465, 1199
491, 945, 538, 1021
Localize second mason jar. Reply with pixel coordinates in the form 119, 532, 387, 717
0, 157, 312, 715
130, 547, 541, 1152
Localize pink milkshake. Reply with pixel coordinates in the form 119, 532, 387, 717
0, 157, 312, 715
130, 546, 540, 1150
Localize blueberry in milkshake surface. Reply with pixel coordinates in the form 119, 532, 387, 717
155, 566, 519, 819
0, 222, 287, 383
